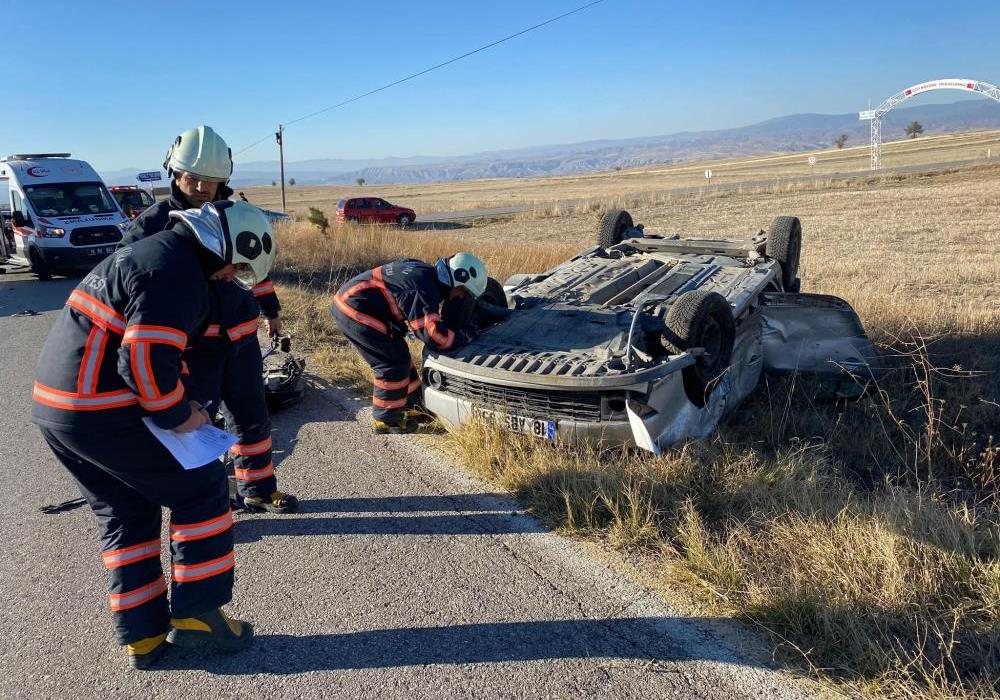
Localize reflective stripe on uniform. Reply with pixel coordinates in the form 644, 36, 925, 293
252, 280, 275, 297
371, 267, 404, 321
129, 342, 159, 400
408, 312, 454, 349
109, 576, 167, 611
171, 551, 235, 583
234, 461, 275, 482
230, 437, 271, 456
373, 376, 410, 391
372, 395, 407, 410
203, 324, 222, 337
123, 325, 187, 349
32, 382, 138, 411
102, 539, 160, 569
76, 326, 108, 395
66, 290, 126, 334
334, 294, 388, 334
137, 381, 184, 411
169, 510, 233, 542
407, 379, 422, 394
227, 319, 259, 341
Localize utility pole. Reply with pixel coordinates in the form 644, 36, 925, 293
276, 124, 286, 212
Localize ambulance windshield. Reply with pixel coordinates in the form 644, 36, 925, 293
24, 182, 118, 217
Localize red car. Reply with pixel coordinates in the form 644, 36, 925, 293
337, 197, 415, 226
110, 186, 156, 219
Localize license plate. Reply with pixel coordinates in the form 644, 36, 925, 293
471, 406, 556, 440
87, 246, 114, 256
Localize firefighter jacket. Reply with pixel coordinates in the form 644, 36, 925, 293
122, 182, 280, 334
31, 227, 218, 432
334, 259, 472, 351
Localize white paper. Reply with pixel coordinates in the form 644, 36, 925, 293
142, 418, 239, 470
626, 400, 662, 455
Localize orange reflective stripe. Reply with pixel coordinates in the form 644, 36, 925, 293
203, 324, 222, 337
77, 326, 108, 395
372, 395, 407, 409
373, 376, 410, 391
109, 577, 167, 611
172, 551, 235, 583
33, 382, 138, 411
170, 510, 233, 542
334, 294, 388, 334
130, 342, 158, 400
427, 320, 455, 350
102, 539, 160, 569
66, 290, 126, 333
407, 379, 422, 394
407, 312, 441, 330
137, 381, 184, 411
231, 437, 272, 456
234, 461, 275, 482
123, 325, 187, 349
227, 319, 259, 341
252, 281, 275, 297
372, 267, 404, 321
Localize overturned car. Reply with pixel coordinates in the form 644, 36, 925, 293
422, 210, 879, 452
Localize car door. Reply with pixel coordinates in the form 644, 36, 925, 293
373, 198, 391, 223
760, 292, 880, 396
354, 198, 373, 222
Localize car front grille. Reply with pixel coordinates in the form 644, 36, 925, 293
70, 226, 122, 247
437, 373, 617, 422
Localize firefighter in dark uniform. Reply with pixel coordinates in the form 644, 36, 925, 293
123, 126, 296, 514
331, 253, 487, 433
32, 201, 277, 669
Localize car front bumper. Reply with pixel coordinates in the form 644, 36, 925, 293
34, 242, 118, 270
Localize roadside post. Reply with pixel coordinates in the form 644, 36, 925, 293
276, 125, 286, 212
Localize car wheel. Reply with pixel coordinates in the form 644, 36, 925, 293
347, 216, 360, 224
766, 216, 802, 291
397, 214, 412, 226
29, 248, 53, 281
662, 290, 735, 407
597, 209, 634, 248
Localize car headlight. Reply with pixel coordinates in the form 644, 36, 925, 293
37, 226, 66, 238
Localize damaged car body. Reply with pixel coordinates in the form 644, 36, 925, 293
422, 210, 880, 452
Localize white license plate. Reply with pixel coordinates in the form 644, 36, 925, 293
471, 406, 556, 440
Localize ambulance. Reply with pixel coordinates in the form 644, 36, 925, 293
0, 154, 128, 280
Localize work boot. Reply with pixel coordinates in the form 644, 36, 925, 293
373, 415, 417, 435
405, 407, 435, 425
127, 632, 169, 670
242, 490, 299, 514
168, 608, 253, 651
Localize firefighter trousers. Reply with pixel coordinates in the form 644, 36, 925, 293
330, 304, 420, 421
39, 426, 234, 645
185, 337, 277, 500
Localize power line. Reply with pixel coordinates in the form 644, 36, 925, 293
234, 1, 605, 156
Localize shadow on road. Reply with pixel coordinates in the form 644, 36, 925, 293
0, 274, 77, 318
295, 493, 516, 514
405, 221, 470, 231
235, 511, 545, 543
158, 617, 757, 674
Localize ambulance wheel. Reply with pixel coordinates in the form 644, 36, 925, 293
29, 249, 53, 281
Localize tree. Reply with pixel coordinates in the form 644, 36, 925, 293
834, 134, 848, 149
905, 121, 924, 139
271, 180, 277, 187
288, 177, 296, 186
356, 178, 366, 187
307, 207, 329, 234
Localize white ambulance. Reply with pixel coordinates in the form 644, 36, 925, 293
0, 154, 128, 280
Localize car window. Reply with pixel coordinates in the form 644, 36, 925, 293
375, 199, 390, 209
354, 199, 371, 209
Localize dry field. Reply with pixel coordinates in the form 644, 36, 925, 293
243, 130, 1000, 217
272, 160, 999, 700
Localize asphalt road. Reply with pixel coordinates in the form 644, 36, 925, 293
419, 156, 991, 223
0, 270, 822, 700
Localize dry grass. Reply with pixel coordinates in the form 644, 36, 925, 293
273, 158, 1000, 700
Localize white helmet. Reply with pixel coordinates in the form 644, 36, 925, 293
169, 201, 276, 289
164, 125, 233, 182
435, 252, 487, 298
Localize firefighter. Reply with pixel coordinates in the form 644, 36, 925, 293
123, 126, 297, 514
32, 201, 277, 669
331, 254, 487, 433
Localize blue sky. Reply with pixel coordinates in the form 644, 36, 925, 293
5, 0, 999, 171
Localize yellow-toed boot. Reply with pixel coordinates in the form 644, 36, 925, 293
168, 608, 253, 651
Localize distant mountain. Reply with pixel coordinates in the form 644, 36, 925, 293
101, 99, 1000, 187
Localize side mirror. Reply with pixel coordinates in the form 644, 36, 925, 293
12, 211, 26, 227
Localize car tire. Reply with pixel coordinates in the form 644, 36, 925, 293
766, 216, 802, 291
347, 216, 360, 224
597, 209, 633, 248
663, 290, 735, 407
397, 214, 412, 226
29, 248, 53, 281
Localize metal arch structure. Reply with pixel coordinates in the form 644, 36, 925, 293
859, 78, 1000, 170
